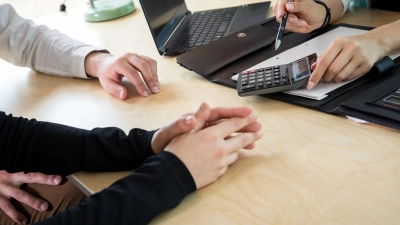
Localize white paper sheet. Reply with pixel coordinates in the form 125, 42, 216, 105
232, 27, 368, 100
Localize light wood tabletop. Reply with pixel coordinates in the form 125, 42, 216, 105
1, 0, 400, 224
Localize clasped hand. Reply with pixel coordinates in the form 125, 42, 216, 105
152, 102, 263, 189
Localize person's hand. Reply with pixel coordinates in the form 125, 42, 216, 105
151, 102, 262, 155
84, 52, 160, 100
307, 32, 387, 89
273, 0, 327, 33
0, 171, 62, 224
164, 106, 263, 189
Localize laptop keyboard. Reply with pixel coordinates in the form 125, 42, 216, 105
173, 7, 237, 50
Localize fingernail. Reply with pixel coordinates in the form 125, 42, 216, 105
119, 90, 124, 99
22, 219, 28, 224
152, 85, 160, 93
307, 81, 315, 89
277, 10, 281, 17
40, 202, 48, 211
53, 176, 61, 184
199, 102, 206, 110
286, 3, 294, 10
249, 112, 258, 120
143, 90, 149, 97
185, 116, 192, 125
257, 131, 263, 138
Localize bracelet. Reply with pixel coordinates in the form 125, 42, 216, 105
313, 0, 331, 31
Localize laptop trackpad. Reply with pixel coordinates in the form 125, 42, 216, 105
225, 3, 270, 36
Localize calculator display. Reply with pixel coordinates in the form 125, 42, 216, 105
384, 96, 400, 105
292, 58, 311, 82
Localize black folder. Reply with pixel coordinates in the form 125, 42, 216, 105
176, 18, 400, 131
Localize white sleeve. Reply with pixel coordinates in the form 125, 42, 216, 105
0, 4, 108, 79
340, 0, 353, 17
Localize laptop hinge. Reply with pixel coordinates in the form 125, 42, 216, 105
162, 13, 188, 49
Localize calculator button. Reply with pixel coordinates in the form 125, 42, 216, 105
266, 81, 272, 85
241, 81, 248, 85
249, 80, 255, 84
257, 75, 264, 79
265, 77, 272, 81
242, 84, 256, 89
274, 80, 280, 84
258, 82, 264, 87
250, 70, 257, 74
281, 74, 287, 78
242, 71, 249, 75
274, 75, 280, 79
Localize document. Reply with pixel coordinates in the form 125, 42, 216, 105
232, 27, 367, 100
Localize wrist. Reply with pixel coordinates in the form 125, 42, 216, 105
312, 0, 331, 31
313, 2, 327, 29
84, 51, 112, 78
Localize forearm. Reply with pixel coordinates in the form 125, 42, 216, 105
0, 4, 107, 79
35, 152, 196, 225
0, 112, 156, 175
369, 19, 400, 56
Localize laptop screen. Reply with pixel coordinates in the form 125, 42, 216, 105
140, 0, 188, 50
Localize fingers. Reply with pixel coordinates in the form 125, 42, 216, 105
225, 152, 239, 169
124, 53, 160, 95
208, 111, 259, 140
273, 0, 288, 19
0, 172, 61, 218
191, 103, 254, 132
151, 114, 197, 155
191, 102, 211, 131
207, 106, 252, 122
6, 187, 48, 212
0, 196, 27, 224
331, 56, 360, 82
225, 134, 257, 150
307, 39, 344, 89
100, 75, 127, 100
225, 131, 263, 153
13, 172, 62, 186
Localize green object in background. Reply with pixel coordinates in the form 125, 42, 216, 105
84, 0, 135, 22
350, 0, 369, 8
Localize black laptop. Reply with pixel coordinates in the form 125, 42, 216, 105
139, 0, 271, 56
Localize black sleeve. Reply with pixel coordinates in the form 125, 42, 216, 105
34, 151, 197, 225
0, 111, 156, 175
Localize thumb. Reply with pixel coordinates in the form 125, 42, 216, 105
191, 102, 211, 132
101, 78, 127, 100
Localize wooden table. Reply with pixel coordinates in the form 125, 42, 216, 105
1, 1, 399, 224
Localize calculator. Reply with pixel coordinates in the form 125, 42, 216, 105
237, 53, 317, 96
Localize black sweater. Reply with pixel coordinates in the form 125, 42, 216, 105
0, 111, 196, 224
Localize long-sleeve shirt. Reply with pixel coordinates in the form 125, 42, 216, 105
0, 3, 105, 79
0, 112, 196, 224
0, 4, 196, 224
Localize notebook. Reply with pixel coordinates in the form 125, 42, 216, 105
139, 0, 271, 56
